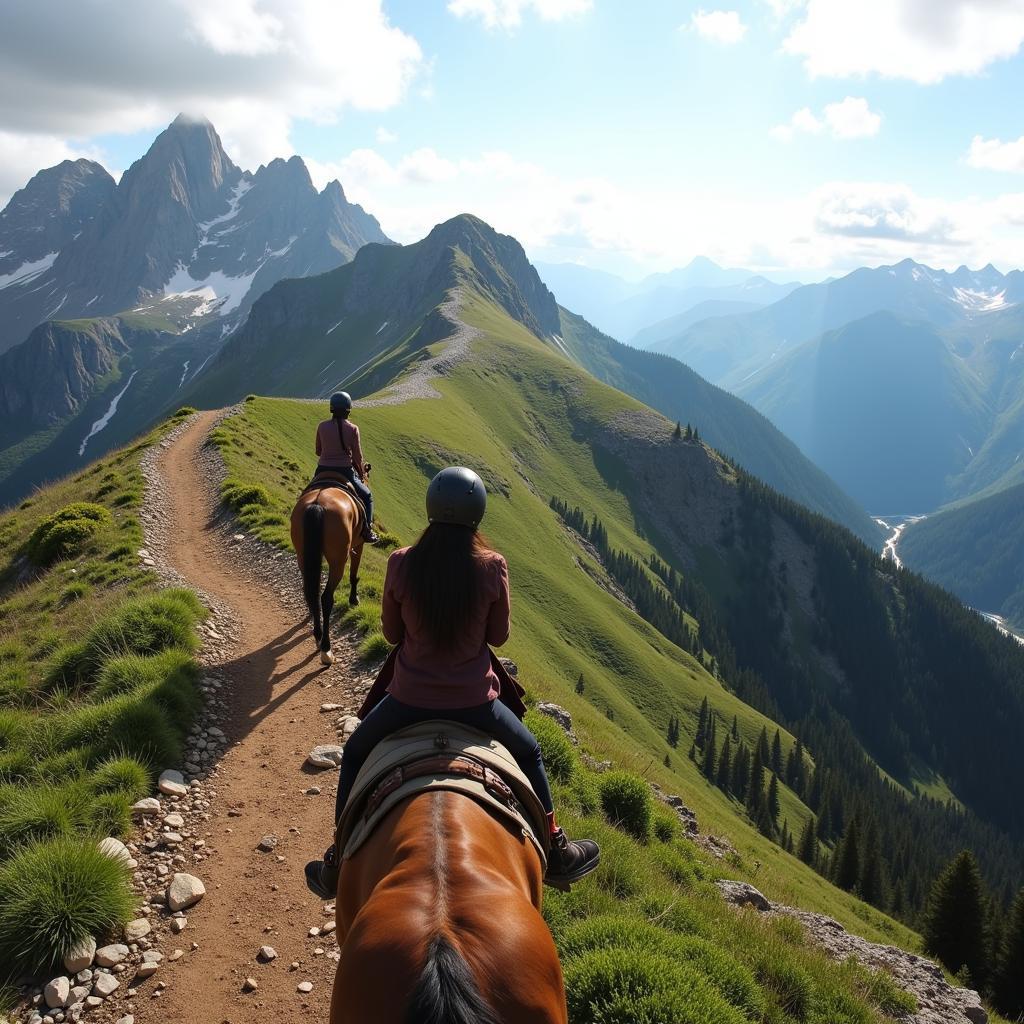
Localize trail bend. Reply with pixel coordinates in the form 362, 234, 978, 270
133, 409, 361, 1024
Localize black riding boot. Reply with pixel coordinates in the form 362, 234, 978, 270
544, 828, 600, 890
304, 844, 340, 899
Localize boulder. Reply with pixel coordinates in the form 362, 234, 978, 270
716, 880, 772, 912
306, 744, 344, 769
167, 872, 206, 911
63, 936, 96, 974
44, 977, 70, 1009
535, 702, 577, 743
94, 944, 129, 967
158, 769, 188, 796
498, 657, 518, 677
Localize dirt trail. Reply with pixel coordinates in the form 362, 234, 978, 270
134, 410, 358, 1024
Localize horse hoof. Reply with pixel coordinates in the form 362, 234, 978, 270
320, 649, 335, 666
349, 593, 360, 607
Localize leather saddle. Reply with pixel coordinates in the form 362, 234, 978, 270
302, 471, 368, 530
336, 721, 550, 868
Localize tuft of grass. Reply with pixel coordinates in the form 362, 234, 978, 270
90, 755, 150, 799
360, 631, 391, 661
0, 837, 135, 976
0, 782, 91, 856
599, 770, 654, 841
221, 478, 272, 513
26, 503, 112, 567
652, 806, 681, 842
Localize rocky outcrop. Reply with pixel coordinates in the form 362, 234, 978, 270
715, 879, 989, 1024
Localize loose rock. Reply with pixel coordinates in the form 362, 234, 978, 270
297, 981, 314, 993
131, 797, 161, 817
92, 973, 120, 998
167, 872, 206, 911
158, 769, 188, 797
63, 936, 96, 974
257, 835, 278, 852
44, 977, 70, 1009
95, 944, 129, 968
258, 945, 278, 962
242, 978, 259, 993
124, 918, 152, 941
306, 744, 345, 769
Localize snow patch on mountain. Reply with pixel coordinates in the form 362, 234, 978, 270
0, 251, 58, 291
952, 286, 1011, 312
195, 179, 253, 250
163, 263, 259, 316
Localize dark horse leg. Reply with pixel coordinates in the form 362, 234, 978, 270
319, 565, 344, 666
348, 539, 365, 607
301, 503, 326, 644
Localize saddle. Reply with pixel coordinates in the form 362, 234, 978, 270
302, 470, 368, 530
336, 721, 550, 869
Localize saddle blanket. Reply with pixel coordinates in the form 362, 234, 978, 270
336, 720, 550, 868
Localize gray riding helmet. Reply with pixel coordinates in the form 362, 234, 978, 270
427, 467, 487, 528
330, 391, 353, 416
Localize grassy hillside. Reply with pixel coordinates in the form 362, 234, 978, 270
899, 482, 1024, 631
211, 321, 919, 949
0, 409, 206, 989
554, 309, 882, 546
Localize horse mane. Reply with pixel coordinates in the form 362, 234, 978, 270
404, 934, 500, 1024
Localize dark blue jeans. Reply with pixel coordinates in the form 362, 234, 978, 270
317, 464, 373, 528
334, 695, 554, 822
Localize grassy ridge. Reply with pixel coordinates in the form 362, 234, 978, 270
210, 299, 916, 952
0, 410, 206, 984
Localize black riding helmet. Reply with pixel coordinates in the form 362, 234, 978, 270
330, 391, 353, 417
427, 467, 486, 529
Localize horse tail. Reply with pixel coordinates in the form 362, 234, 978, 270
302, 502, 325, 635
404, 934, 500, 1024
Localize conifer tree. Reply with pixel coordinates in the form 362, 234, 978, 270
684, 423, 692, 440
731, 715, 739, 742
575, 673, 585, 695
747, 744, 766, 815
767, 772, 780, 824
731, 743, 749, 802
833, 819, 861, 893
994, 887, 1024, 1018
922, 850, 988, 988
702, 717, 717, 781
756, 726, 770, 765
688, 742, 696, 761
771, 729, 783, 775
859, 825, 884, 906
696, 698, 709, 747
756, 800, 776, 839
797, 816, 817, 868
673, 421, 682, 440
716, 735, 732, 791
664, 753, 671, 769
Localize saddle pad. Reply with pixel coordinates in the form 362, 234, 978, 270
336, 720, 550, 867
302, 474, 368, 527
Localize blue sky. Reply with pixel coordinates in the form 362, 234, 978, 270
3, 0, 1024, 278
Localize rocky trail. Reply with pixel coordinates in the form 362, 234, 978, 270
94, 410, 367, 1024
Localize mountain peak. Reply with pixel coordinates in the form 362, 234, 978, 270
170, 112, 214, 129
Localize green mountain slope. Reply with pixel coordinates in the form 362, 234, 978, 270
553, 311, 882, 545
899, 483, 1024, 631
207, 232, 1024, 928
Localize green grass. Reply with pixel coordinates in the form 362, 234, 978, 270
0, 413, 206, 983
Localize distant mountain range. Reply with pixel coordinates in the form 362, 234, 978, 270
0, 115, 390, 500
534, 257, 800, 343
0, 114, 389, 356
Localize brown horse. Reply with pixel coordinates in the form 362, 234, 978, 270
332, 789, 567, 1024
290, 481, 365, 666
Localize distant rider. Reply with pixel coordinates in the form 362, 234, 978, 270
315, 391, 377, 543
304, 466, 601, 897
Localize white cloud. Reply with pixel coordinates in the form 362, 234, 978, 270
0, 0, 423, 174
689, 9, 748, 43
822, 96, 881, 138
447, 0, 592, 29
813, 181, 960, 245
783, 0, 1024, 84
772, 97, 880, 141
376, 127, 398, 144
967, 134, 1024, 172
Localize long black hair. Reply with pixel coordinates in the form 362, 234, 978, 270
403, 523, 495, 652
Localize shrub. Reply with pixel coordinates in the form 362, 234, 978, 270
565, 947, 747, 1024
221, 479, 271, 512
599, 771, 653, 840
92, 648, 195, 702
0, 837, 135, 975
174, 406, 198, 417
525, 710, 577, 784
27, 503, 112, 566
360, 632, 391, 661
